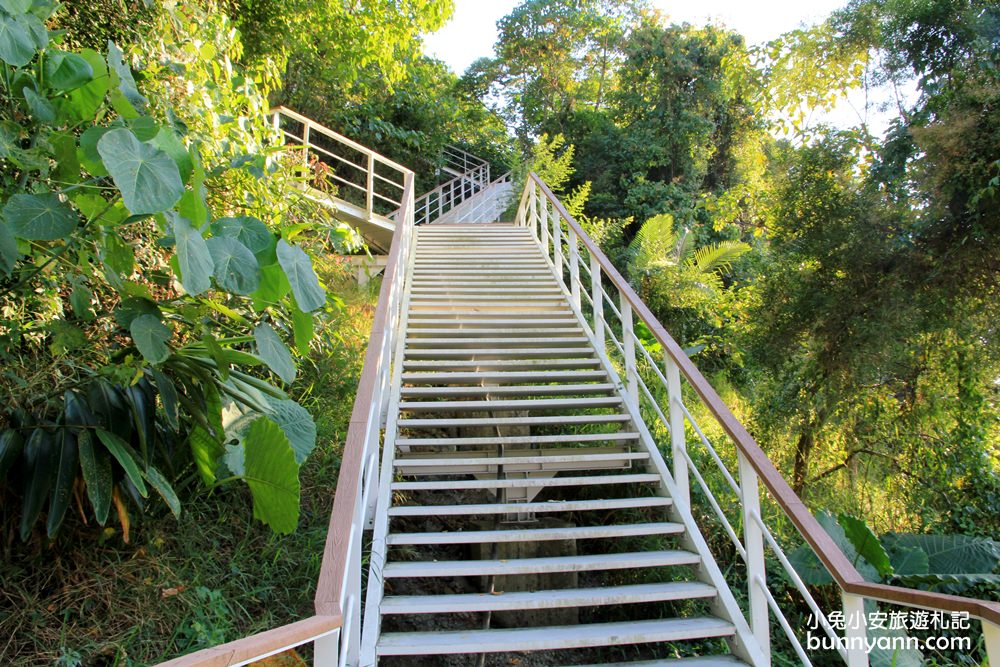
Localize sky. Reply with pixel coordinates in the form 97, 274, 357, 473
423, 0, 850, 77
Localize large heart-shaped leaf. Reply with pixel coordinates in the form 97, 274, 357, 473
65, 48, 109, 121
206, 236, 260, 295
882, 533, 1000, 575
130, 313, 171, 363
242, 416, 300, 534
0, 11, 45, 66
211, 216, 275, 264
171, 213, 212, 295
276, 239, 325, 312
266, 399, 316, 464
3, 193, 77, 240
254, 323, 296, 384
839, 514, 893, 578
44, 49, 94, 91
0, 220, 20, 275
98, 128, 183, 215
22, 85, 53, 122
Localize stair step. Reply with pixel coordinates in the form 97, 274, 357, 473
403, 347, 596, 359
387, 522, 683, 545
388, 495, 670, 517
376, 617, 735, 655
392, 473, 659, 491
380, 581, 717, 614
576, 658, 747, 667
383, 550, 702, 578
396, 432, 640, 447
401, 370, 607, 384
403, 359, 603, 371
408, 294, 560, 301
406, 318, 578, 326
405, 337, 590, 347
395, 447, 644, 465
400, 383, 615, 397
406, 327, 584, 336
399, 397, 621, 412
397, 414, 630, 428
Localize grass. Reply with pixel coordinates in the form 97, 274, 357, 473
0, 261, 379, 666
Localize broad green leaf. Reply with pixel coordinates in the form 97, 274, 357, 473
266, 399, 316, 464
69, 284, 94, 321
50, 130, 81, 184
126, 116, 159, 141
788, 510, 881, 585
242, 417, 300, 534
865, 600, 923, 667
95, 428, 147, 498
152, 127, 192, 184
47, 427, 78, 537
276, 239, 325, 312
171, 213, 212, 295
222, 442, 245, 476
142, 466, 180, 519
101, 232, 135, 276
254, 323, 296, 384
839, 514, 893, 577
0, 11, 45, 66
886, 545, 929, 576
65, 49, 109, 120
149, 369, 179, 431
251, 262, 291, 309
176, 147, 208, 227
22, 85, 53, 122
130, 313, 171, 363
3, 193, 77, 240
79, 124, 111, 176
211, 216, 275, 264
188, 425, 223, 485
0, 429, 24, 479
79, 430, 112, 524
98, 128, 183, 215
106, 40, 146, 108
206, 236, 260, 295
0, 220, 20, 276
0, 0, 32, 14
882, 533, 1000, 575
44, 50, 93, 91
20, 428, 55, 540
291, 306, 314, 355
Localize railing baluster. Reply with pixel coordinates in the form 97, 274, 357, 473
569, 228, 581, 308
665, 354, 689, 509
621, 294, 638, 404
302, 121, 311, 170
739, 452, 771, 664
841, 593, 869, 667
984, 620, 1000, 665
591, 254, 604, 348
551, 202, 563, 277
366, 154, 374, 217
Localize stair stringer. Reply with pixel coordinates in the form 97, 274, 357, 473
358, 228, 418, 667
531, 233, 769, 667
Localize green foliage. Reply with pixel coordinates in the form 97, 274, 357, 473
0, 0, 342, 538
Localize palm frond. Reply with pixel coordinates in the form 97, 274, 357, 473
628, 213, 677, 274
687, 240, 751, 275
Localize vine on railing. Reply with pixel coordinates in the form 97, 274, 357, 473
515, 173, 1000, 667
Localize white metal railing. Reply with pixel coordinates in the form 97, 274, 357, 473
516, 174, 1000, 667
441, 171, 513, 224
158, 116, 417, 667
270, 106, 410, 219
411, 161, 490, 225
441, 143, 489, 177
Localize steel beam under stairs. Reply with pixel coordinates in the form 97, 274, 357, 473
360, 223, 766, 666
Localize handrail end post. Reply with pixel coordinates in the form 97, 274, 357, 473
984, 619, 1000, 666
739, 454, 770, 665
313, 629, 341, 667
841, 592, 870, 667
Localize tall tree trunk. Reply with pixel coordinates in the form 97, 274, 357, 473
792, 429, 814, 496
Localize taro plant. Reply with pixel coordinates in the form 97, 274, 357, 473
0, 0, 349, 538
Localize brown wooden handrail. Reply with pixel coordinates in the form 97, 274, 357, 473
528, 172, 1000, 626
155, 615, 341, 667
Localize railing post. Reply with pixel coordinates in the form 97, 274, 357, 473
665, 354, 689, 510
551, 201, 564, 275
841, 593, 869, 667
366, 154, 375, 217
302, 121, 311, 168
738, 452, 770, 664
984, 620, 1000, 666
313, 629, 340, 667
591, 254, 604, 348
568, 229, 581, 308
539, 187, 550, 256
528, 182, 538, 233
620, 294, 638, 404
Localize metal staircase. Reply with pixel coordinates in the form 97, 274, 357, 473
161, 110, 1000, 667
